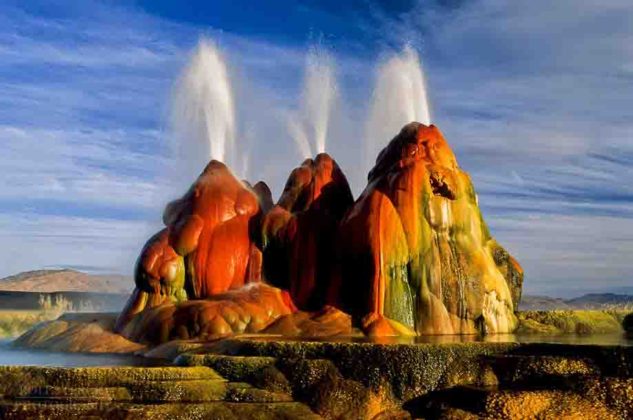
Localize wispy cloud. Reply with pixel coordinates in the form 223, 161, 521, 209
0, 212, 159, 277
0, 2, 186, 277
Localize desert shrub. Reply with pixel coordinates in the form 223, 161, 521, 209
517, 310, 624, 335
38, 294, 73, 314
0, 311, 57, 338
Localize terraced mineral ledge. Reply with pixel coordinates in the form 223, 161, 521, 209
4, 122, 632, 419
3, 326, 633, 419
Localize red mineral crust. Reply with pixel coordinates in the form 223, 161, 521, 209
119, 283, 295, 343
115, 229, 185, 331
116, 160, 268, 332
260, 153, 354, 310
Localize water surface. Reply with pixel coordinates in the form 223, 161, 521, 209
0, 340, 163, 367
243, 332, 633, 346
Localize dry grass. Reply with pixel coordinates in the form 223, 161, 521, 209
0, 294, 101, 339
516, 310, 630, 335
0, 310, 58, 339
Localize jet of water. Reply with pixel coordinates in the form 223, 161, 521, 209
304, 48, 336, 154
170, 37, 236, 182
286, 116, 313, 159
364, 46, 431, 176
287, 47, 337, 158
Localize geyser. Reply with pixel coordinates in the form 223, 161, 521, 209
365, 46, 432, 176
115, 39, 522, 341
287, 47, 337, 158
170, 37, 236, 181
117, 121, 522, 340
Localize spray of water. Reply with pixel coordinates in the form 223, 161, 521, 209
170, 37, 236, 182
287, 47, 337, 159
286, 117, 313, 159
168, 39, 432, 197
364, 46, 431, 175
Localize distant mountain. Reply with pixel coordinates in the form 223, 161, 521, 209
520, 293, 633, 311
0, 269, 132, 294
565, 293, 633, 309
519, 295, 571, 311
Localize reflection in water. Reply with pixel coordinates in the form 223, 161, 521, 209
0, 333, 630, 368
241, 333, 633, 346
503, 333, 633, 346
0, 341, 162, 367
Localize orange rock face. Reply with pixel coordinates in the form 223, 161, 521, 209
120, 284, 295, 344
334, 123, 522, 335
260, 153, 354, 310
116, 161, 266, 332
166, 160, 261, 297
115, 229, 185, 331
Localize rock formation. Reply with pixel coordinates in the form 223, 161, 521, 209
116, 160, 266, 332
115, 123, 522, 339
119, 283, 295, 343
260, 153, 354, 310
115, 156, 353, 343
333, 122, 522, 335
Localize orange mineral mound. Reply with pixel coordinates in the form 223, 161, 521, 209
116, 161, 266, 332
334, 122, 522, 335
120, 283, 295, 344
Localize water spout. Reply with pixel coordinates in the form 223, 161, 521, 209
286, 116, 313, 159
287, 47, 337, 158
365, 46, 431, 175
170, 37, 236, 182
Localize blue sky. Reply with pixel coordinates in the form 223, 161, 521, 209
1, 0, 632, 297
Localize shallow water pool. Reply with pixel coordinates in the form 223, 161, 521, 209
0, 340, 163, 367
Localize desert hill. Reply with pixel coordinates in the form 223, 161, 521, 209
0, 269, 132, 294
520, 293, 633, 310
566, 293, 633, 309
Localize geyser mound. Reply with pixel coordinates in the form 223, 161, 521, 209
261, 153, 354, 310
115, 160, 265, 332
335, 123, 522, 336
116, 122, 522, 342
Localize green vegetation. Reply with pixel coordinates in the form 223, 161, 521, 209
0, 293, 104, 339
0, 310, 58, 339
516, 310, 627, 335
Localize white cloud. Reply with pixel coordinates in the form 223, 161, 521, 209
0, 126, 168, 209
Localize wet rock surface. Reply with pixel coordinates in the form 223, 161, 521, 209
14, 313, 145, 353
173, 338, 633, 419
261, 153, 354, 311
2, 337, 632, 419
116, 160, 268, 334
0, 364, 317, 419
120, 284, 294, 344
